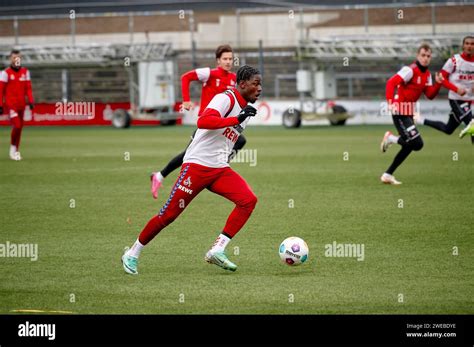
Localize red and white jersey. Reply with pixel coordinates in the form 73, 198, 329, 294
386, 61, 441, 116
183, 89, 249, 168
0, 66, 34, 111
181, 66, 236, 115
442, 53, 474, 101
396, 63, 433, 99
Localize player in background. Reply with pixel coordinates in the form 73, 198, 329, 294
380, 43, 443, 185
0, 49, 34, 161
414, 36, 474, 143
150, 44, 247, 199
122, 65, 262, 275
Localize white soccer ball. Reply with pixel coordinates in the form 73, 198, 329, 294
279, 237, 309, 266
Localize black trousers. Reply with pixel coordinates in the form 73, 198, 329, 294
386, 115, 424, 175
424, 100, 473, 143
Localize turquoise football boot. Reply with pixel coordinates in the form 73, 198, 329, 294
205, 251, 237, 272
122, 247, 138, 275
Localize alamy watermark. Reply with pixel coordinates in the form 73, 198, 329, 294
229, 149, 258, 167
0, 241, 38, 261
325, 241, 365, 261
55, 101, 95, 120
18, 321, 55, 340
380, 101, 421, 117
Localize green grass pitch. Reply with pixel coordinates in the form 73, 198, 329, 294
0, 125, 472, 314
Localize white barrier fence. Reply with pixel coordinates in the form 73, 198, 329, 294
181, 99, 455, 126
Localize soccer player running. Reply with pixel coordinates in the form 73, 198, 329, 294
380, 43, 443, 185
122, 65, 262, 275
150, 44, 247, 199
0, 49, 34, 161
414, 36, 474, 143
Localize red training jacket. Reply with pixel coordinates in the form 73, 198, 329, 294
0, 66, 34, 111
386, 61, 441, 116
181, 66, 236, 116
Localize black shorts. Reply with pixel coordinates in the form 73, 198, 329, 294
449, 100, 472, 124
392, 115, 420, 142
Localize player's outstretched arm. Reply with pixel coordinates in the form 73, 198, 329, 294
385, 74, 403, 113
438, 70, 466, 95
181, 67, 210, 110
197, 108, 240, 129
424, 76, 442, 100
385, 74, 403, 102
181, 70, 199, 110
439, 56, 467, 96
197, 104, 257, 130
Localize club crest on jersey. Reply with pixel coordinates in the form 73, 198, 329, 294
417, 76, 421, 84
216, 79, 220, 87
10, 74, 15, 80
183, 176, 192, 187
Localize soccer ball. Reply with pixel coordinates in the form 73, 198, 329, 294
279, 237, 309, 266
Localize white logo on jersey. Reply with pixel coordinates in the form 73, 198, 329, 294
417, 76, 421, 84
222, 127, 239, 143
10, 75, 15, 80
183, 176, 192, 187
216, 79, 220, 87
177, 184, 193, 195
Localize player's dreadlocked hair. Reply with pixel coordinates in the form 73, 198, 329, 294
236, 65, 260, 84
